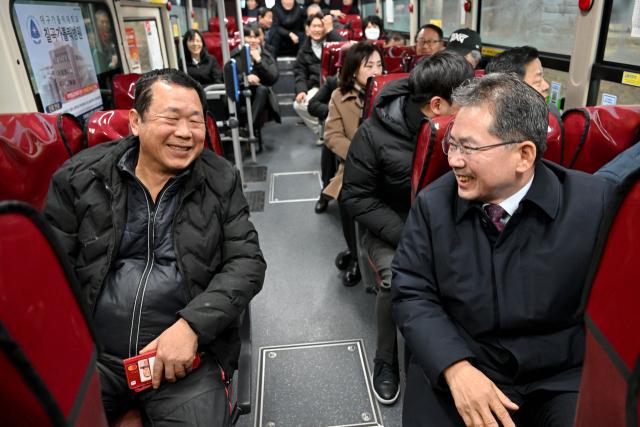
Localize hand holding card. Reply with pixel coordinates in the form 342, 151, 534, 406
123, 350, 201, 392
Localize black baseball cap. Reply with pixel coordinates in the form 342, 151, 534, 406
445, 29, 482, 56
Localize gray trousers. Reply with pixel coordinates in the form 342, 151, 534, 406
362, 230, 398, 366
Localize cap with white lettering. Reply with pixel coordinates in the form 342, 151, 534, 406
445, 28, 482, 56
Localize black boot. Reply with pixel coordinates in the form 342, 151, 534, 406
315, 193, 329, 213
335, 250, 352, 270
372, 351, 400, 405
342, 260, 361, 287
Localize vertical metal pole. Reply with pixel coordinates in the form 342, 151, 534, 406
171, 14, 188, 72
215, 0, 245, 186
235, 0, 258, 163
187, 0, 194, 29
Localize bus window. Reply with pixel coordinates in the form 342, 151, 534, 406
479, 0, 578, 56
168, 0, 188, 36
192, 0, 210, 33
594, 80, 640, 106
123, 19, 165, 73
419, 0, 462, 37
11, 0, 122, 120
603, 0, 640, 68
381, 0, 411, 33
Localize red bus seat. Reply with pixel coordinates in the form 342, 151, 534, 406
85, 110, 131, 148
362, 73, 409, 121
320, 41, 350, 86
85, 110, 221, 155
241, 16, 256, 25
543, 112, 564, 165
384, 57, 405, 74
406, 54, 429, 72
0, 113, 81, 210
562, 105, 640, 173
209, 17, 237, 36
113, 74, 141, 110
336, 28, 353, 40
202, 33, 241, 68
574, 168, 640, 426
383, 46, 416, 58
0, 201, 107, 427
475, 70, 485, 77
410, 115, 456, 203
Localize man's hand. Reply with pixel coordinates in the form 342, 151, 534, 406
330, 9, 346, 19
322, 15, 334, 32
296, 92, 307, 103
443, 360, 519, 427
289, 32, 299, 44
139, 318, 198, 389
248, 74, 260, 84
250, 48, 261, 63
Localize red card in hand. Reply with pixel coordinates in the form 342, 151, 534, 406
123, 350, 201, 392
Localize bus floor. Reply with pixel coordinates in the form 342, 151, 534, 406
232, 116, 403, 427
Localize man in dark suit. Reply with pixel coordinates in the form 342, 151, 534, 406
391, 74, 614, 427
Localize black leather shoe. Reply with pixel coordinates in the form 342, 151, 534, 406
335, 250, 352, 270
342, 260, 361, 287
315, 194, 329, 213
372, 351, 400, 405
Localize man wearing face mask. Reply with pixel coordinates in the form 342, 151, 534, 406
485, 45, 560, 121
362, 15, 384, 41
293, 12, 347, 139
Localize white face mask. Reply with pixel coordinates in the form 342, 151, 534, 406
365, 28, 380, 41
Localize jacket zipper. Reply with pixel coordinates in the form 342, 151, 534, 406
128, 179, 177, 357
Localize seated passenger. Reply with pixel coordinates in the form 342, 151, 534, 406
341, 51, 474, 405
270, 0, 305, 58
257, 7, 273, 45
306, 3, 345, 30
182, 29, 223, 86
392, 73, 614, 427
257, 23, 276, 56
337, 0, 360, 16
243, 0, 263, 17
415, 24, 444, 56
293, 12, 347, 138
444, 28, 482, 68
324, 42, 385, 286
485, 46, 559, 120
43, 68, 266, 425
362, 14, 385, 42
234, 24, 281, 127
384, 31, 406, 48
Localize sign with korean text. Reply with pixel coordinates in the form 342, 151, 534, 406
601, 93, 617, 105
14, 3, 102, 121
622, 71, 640, 87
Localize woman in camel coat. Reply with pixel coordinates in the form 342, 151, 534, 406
323, 41, 385, 286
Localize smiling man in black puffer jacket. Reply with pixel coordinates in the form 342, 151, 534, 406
341, 51, 474, 406
43, 68, 266, 426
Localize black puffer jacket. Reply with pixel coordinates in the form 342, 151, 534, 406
293, 30, 347, 94
341, 77, 419, 248
185, 51, 223, 86
271, 1, 304, 38
43, 135, 266, 374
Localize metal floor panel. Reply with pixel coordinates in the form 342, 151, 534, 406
245, 166, 268, 183
270, 171, 322, 203
255, 340, 383, 427
246, 191, 265, 212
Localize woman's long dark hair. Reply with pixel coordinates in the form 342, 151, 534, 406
182, 29, 208, 65
338, 42, 385, 95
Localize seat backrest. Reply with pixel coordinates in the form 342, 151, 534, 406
320, 41, 350, 86
384, 57, 405, 74
209, 17, 237, 35
362, 73, 409, 121
0, 201, 107, 427
562, 105, 640, 173
407, 54, 429, 72
475, 69, 485, 77
113, 74, 142, 111
338, 14, 362, 27
202, 33, 224, 68
542, 111, 564, 165
85, 110, 131, 148
383, 46, 416, 58
241, 16, 256, 25
411, 115, 455, 203
0, 113, 79, 210
336, 28, 352, 40
574, 169, 640, 427
206, 112, 223, 156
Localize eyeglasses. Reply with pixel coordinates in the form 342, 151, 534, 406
417, 39, 442, 46
442, 136, 526, 157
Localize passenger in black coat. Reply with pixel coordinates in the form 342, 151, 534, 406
182, 29, 223, 86
270, 0, 305, 57
391, 74, 615, 427
341, 51, 474, 405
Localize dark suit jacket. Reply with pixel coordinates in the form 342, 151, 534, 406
391, 160, 614, 403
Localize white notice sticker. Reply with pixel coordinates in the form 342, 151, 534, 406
601, 93, 617, 105
385, 0, 394, 24
549, 81, 561, 106
633, 0, 640, 37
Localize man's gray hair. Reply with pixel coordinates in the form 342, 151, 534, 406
452, 73, 548, 162
470, 50, 482, 63
95, 9, 109, 20
307, 4, 322, 14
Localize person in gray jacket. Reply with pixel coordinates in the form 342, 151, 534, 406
43, 68, 266, 426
